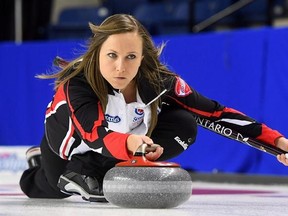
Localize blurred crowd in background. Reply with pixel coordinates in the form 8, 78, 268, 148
1, 0, 288, 42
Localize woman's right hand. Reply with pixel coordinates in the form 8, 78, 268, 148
276, 137, 288, 166
126, 134, 163, 161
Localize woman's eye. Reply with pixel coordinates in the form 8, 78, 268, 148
108, 53, 117, 58
127, 54, 136, 59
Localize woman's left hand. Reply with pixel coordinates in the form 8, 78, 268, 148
275, 137, 288, 166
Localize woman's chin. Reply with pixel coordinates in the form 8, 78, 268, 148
111, 84, 126, 91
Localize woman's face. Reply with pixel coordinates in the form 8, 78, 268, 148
99, 32, 143, 91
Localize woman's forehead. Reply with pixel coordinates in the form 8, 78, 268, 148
101, 32, 143, 52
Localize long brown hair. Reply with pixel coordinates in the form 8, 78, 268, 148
38, 14, 174, 136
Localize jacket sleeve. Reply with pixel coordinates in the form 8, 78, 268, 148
164, 76, 283, 146
64, 75, 130, 160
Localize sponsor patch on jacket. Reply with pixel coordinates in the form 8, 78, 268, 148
135, 108, 144, 115
175, 77, 192, 97
105, 114, 121, 123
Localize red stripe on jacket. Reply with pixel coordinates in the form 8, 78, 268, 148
103, 132, 130, 160
65, 81, 105, 142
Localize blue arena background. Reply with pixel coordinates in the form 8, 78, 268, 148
1, 27, 287, 175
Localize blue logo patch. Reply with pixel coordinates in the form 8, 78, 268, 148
105, 114, 121, 123
133, 116, 144, 123
135, 108, 144, 115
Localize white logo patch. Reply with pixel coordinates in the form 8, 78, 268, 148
174, 136, 188, 150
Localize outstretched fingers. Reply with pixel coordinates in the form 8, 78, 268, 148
277, 154, 288, 166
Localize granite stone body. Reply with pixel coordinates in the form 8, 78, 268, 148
103, 167, 192, 208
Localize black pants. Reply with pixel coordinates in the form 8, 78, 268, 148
19, 107, 197, 199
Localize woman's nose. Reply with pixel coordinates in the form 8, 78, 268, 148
116, 59, 125, 72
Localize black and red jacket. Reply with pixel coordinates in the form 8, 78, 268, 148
44, 71, 282, 160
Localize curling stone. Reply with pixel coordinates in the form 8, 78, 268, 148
103, 144, 192, 208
